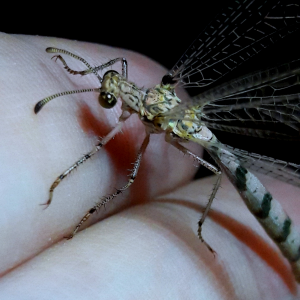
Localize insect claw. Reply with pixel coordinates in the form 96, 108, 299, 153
51, 55, 60, 62
198, 234, 216, 256
205, 242, 217, 257
64, 234, 74, 240
40, 200, 51, 210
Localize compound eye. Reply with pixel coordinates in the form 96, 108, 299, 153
103, 70, 119, 77
98, 92, 117, 109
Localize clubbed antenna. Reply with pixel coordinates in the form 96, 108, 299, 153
34, 88, 100, 114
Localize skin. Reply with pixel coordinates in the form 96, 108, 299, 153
0, 33, 300, 299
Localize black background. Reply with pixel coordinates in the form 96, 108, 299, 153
4, 0, 300, 177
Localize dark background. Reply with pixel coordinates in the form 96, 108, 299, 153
4, 0, 300, 177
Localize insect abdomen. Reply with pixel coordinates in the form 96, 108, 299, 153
216, 148, 300, 282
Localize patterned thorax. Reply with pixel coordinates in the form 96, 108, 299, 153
103, 73, 183, 129
173, 111, 214, 146
142, 84, 181, 120
101, 71, 213, 142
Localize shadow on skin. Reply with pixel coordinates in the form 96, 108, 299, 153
152, 197, 297, 294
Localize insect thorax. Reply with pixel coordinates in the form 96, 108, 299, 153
106, 76, 212, 140
142, 84, 181, 118
118, 80, 183, 131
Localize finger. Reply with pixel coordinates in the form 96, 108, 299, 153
1, 176, 298, 299
0, 34, 201, 275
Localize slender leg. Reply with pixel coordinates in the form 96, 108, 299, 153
42, 118, 127, 207
47, 47, 128, 79
93, 57, 128, 79
46, 47, 101, 81
66, 133, 150, 239
168, 138, 222, 254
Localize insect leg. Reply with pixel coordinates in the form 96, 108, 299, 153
46, 47, 128, 80
167, 138, 221, 254
85, 57, 128, 78
42, 118, 126, 208
46, 47, 102, 82
66, 133, 150, 239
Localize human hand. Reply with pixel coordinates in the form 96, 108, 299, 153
0, 34, 299, 299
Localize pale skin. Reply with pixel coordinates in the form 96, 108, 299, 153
0, 34, 300, 299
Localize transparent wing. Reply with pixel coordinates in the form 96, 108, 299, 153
196, 59, 300, 140
161, 59, 300, 141
164, 0, 300, 89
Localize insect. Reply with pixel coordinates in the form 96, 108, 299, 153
34, 0, 300, 281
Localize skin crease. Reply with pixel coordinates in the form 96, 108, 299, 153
0, 33, 300, 299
